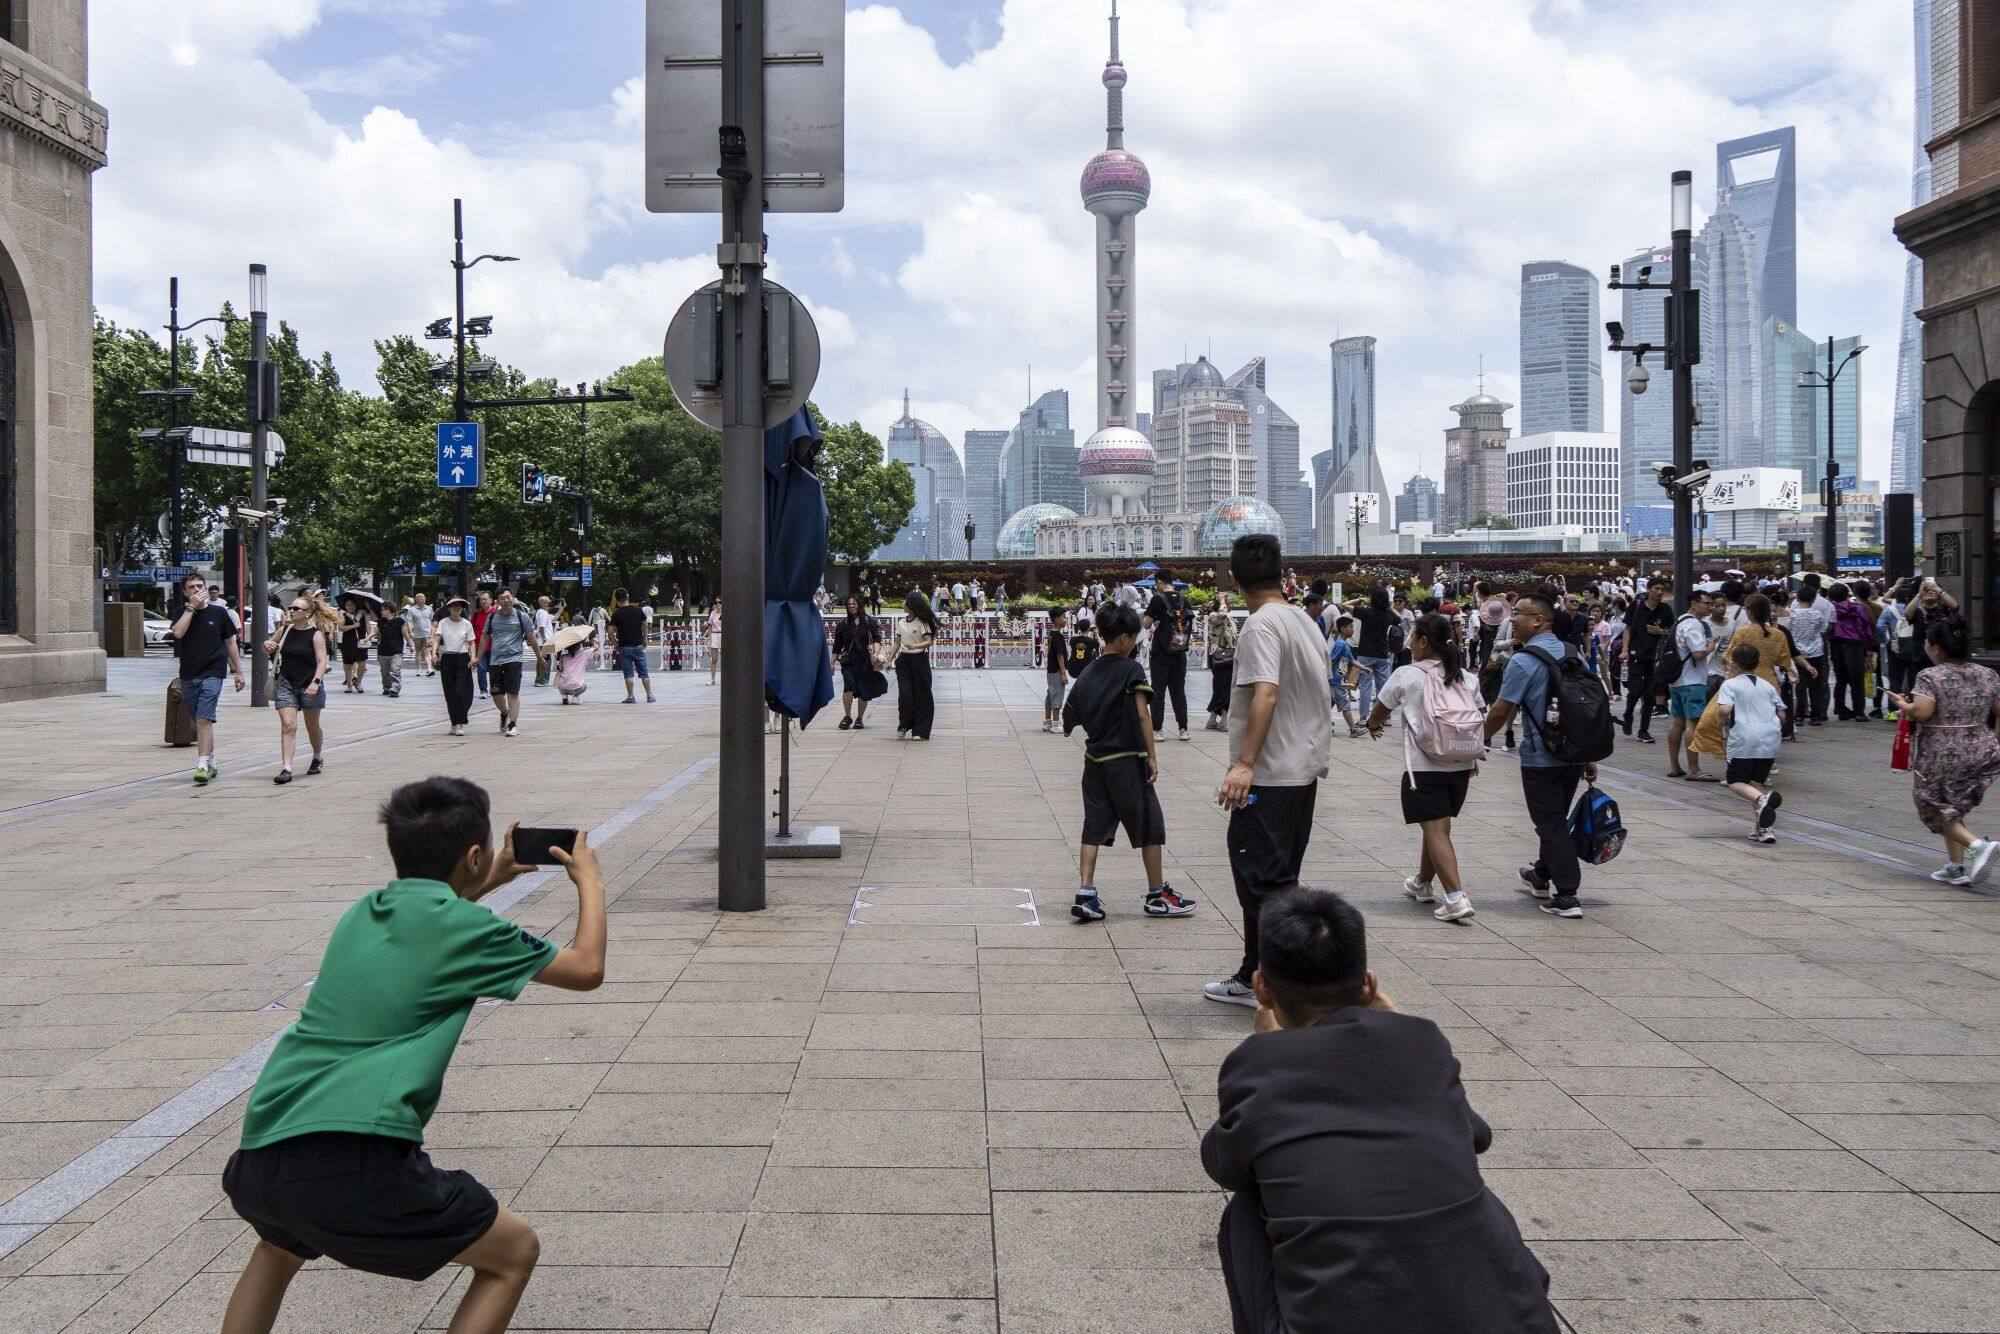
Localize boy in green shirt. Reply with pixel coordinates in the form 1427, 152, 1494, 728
221, 777, 606, 1334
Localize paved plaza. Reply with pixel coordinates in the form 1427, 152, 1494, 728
0, 657, 1998, 1331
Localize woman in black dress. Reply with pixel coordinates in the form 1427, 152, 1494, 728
892, 591, 940, 740
336, 596, 371, 693
833, 595, 884, 730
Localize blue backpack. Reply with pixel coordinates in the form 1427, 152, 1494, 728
1569, 785, 1625, 864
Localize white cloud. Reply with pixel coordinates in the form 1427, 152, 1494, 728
90, 0, 1920, 511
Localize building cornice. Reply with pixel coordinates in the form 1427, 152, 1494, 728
1895, 174, 2000, 261
0, 45, 106, 169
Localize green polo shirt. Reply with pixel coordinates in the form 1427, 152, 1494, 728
240, 878, 556, 1150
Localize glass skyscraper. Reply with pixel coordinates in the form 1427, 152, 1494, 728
999, 388, 1080, 521
1892, 0, 1933, 498
1704, 128, 1799, 471
1226, 357, 1303, 544
1763, 319, 1859, 486
1519, 261, 1603, 435
964, 429, 1008, 559
1329, 336, 1375, 476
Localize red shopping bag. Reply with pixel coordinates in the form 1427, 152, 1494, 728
1891, 716, 1913, 772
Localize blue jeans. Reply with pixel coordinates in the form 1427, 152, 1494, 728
617, 645, 650, 681
1355, 656, 1392, 715
476, 649, 490, 695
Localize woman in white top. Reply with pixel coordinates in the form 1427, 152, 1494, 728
1365, 612, 1484, 922
893, 591, 940, 740
429, 596, 479, 734
707, 598, 724, 685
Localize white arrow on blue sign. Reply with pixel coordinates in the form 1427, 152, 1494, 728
436, 423, 483, 489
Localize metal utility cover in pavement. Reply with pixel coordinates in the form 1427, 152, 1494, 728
848, 886, 1039, 928
645, 0, 845, 214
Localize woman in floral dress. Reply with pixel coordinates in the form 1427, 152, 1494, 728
1886, 616, 2000, 886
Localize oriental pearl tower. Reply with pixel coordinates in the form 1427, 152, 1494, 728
1077, 1, 1155, 519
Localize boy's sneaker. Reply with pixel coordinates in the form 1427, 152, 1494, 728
1517, 867, 1552, 900
1178, 729, 1190, 742
193, 759, 215, 785
1540, 895, 1583, 919
497, 710, 509, 733
1931, 862, 1967, 883
1403, 875, 1436, 903
273, 767, 292, 786
1071, 891, 1106, 923
1750, 828, 1778, 845
448, 723, 465, 736
1145, 886, 1196, 917
306, 755, 323, 776
1434, 894, 1476, 922
1348, 725, 1365, 738
1966, 837, 1999, 885
1755, 790, 1783, 831
505, 722, 520, 738
1203, 978, 1257, 1008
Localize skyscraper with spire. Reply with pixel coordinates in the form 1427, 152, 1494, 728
1081, 1, 1149, 434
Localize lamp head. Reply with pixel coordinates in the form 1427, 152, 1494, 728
247, 263, 267, 317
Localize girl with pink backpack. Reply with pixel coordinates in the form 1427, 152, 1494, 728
1366, 612, 1488, 921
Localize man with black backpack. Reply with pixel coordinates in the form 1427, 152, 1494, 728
1145, 568, 1194, 741
1619, 577, 1673, 744
1482, 590, 1615, 919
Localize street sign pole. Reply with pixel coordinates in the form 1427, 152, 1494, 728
248, 264, 272, 709
453, 200, 472, 605
719, 0, 768, 913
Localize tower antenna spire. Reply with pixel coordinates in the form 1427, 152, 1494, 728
902, 387, 910, 421
1104, 0, 1124, 150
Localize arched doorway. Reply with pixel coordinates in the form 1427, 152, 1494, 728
0, 281, 13, 636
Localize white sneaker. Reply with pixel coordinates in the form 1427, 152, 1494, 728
1966, 838, 1998, 885
1931, 863, 1966, 883
1178, 729, 1190, 742
1434, 894, 1476, 922
1403, 875, 1436, 903
1203, 978, 1257, 1008
1153, 730, 1165, 743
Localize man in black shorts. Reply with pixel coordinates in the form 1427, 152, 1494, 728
1061, 603, 1195, 922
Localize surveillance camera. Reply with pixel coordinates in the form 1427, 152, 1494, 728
1626, 361, 1650, 395
1638, 264, 1653, 282
1678, 466, 1713, 492
1606, 320, 1626, 345
1609, 263, 1622, 285
1649, 461, 1676, 483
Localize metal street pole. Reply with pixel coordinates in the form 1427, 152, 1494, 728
1824, 336, 1839, 571
1669, 170, 1696, 603
579, 382, 591, 565
167, 278, 184, 577
453, 199, 472, 604
248, 264, 272, 708
718, 0, 768, 911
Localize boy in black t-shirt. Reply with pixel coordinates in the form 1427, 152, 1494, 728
1061, 604, 1196, 922
376, 606, 407, 697
1043, 607, 1071, 733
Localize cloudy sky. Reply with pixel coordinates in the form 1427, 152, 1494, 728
90, 0, 1919, 506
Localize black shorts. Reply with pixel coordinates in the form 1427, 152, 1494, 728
1725, 757, 1774, 785
1400, 769, 1471, 824
222, 1132, 497, 1280
489, 661, 524, 694
1081, 755, 1165, 847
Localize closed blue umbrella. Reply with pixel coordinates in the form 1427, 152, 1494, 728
764, 408, 835, 726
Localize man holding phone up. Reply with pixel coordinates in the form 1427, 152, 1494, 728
171, 572, 246, 784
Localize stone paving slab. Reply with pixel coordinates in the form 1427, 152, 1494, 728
0, 659, 1995, 1329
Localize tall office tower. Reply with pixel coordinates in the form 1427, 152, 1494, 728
1309, 447, 1336, 499
1763, 320, 1861, 485
1442, 391, 1513, 531
1703, 128, 1799, 469
1519, 261, 1604, 435
1329, 335, 1376, 476
1395, 471, 1440, 530
1506, 433, 1621, 533
1081, 0, 1148, 434
877, 390, 967, 559
964, 429, 1009, 558
998, 388, 1080, 520
1148, 356, 1255, 514
1893, 0, 1933, 498
1226, 357, 1304, 542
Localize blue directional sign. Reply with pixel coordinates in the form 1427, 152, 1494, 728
436, 423, 483, 489
433, 535, 479, 564
177, 551, 215, 564
1832, 475, 1857, 492
419, 560, 442, 576
465, 534, 477, 563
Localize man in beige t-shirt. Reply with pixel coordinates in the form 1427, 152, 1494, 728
1207, 534, 1333, 1009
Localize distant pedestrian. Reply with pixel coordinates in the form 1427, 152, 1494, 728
1350, 586, 1397, 716
1368, 613, 1483, 922
407, 594, 435, 677
170, 573, 246, 785
533, 596, 557, 688
706, 598, 724, 685
337, 596, 371, 693
1207, 534, 1333, 1008
1715, 643, 1787, 844
471, 592, 495, 699
478, 588, 543, 738
1482, 590, 1592, 919
1043, 606, 1073, 733
1204, 592, 1238, 731
1145, 567, 1194, 741
1062, 602, 1193, 921
609, 588, 654, 704
833, 595, 883, 730
1664, 588, 1717, 781
375, 602, 407, 697
430, 597, 476, 734
893, 591, 939, 740
265, 593, 335, 783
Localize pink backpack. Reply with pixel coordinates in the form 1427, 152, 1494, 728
1404, 660, 1486, 770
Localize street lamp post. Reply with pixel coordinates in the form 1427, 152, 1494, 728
247, 264, 273, 707
1797, 338, 1865, 572
138, 279, 230, 602
444, 199, 519, 602
964, 517, 975, 561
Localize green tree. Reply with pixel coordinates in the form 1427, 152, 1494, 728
91, 317, 172, 572
1471, 511, 1516, 531
810, 407, 914, 563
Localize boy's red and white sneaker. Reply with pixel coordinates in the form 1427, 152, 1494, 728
1144, 886, 1196, 918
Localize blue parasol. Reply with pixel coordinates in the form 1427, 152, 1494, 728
763, 408, 835, 727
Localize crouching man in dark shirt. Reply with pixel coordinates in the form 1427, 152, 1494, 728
1200, 889, 1556, 1333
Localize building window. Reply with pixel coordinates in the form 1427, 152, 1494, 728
0, 2, 14, 49
1967, 0, 2000, 120
0, 281, 13, 635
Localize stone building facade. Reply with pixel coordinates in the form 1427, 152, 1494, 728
0, 3, 106, 700
1896, 0, 2000, 654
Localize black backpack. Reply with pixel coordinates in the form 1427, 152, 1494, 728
1519, 644, 1616, 764
1650, 612, 1694, 684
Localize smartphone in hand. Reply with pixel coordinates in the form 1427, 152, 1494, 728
512, 827, 580, 865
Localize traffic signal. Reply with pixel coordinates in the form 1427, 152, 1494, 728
521, 462, 546, 504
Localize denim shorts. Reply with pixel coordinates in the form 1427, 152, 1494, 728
1668, 684, 1707, 720
617, 645, 650, 680
273, 677, 326, 711
178, 675, 224, 722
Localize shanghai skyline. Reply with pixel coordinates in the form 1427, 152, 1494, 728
89, 0, 1918, 505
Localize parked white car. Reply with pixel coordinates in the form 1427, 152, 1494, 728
142, 611, 173, 646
